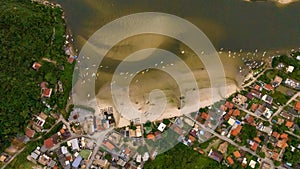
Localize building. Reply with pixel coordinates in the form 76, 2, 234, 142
25, 128, 35, 138
67, 138, 80, 151
295, 101, 300, 111
226, 156, 234, 165
218, 142, 228, 154
250, 104, 259, 112
263, 84, 274, 91
262, 95, 273, 104
72, 156, 82, 168
44, 138, 54, 149
285, 121, 294, 128
102, 140, 115, 151
41, 88, 53, 98
233, 151, 241, 158
250, 141, 259, 151
249, 160, 257, 169
273, 76, 283, 87
157, 123, 167, 132
231, 125, 242, 137
32, 62, 42, 70
208, 149, 223, 163
287, 66, 294, 73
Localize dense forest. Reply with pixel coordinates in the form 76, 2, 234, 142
0, 0, 74, 153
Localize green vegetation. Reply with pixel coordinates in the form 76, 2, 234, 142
271, 90, 291, 105
0, 0, 74, 153
144, 143, 227, 169
239, 124, 257, 145
272, 55, 300, 81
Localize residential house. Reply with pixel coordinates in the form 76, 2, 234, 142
262, 95, 273, 104
231, 125, 242, 137
295, 101, 300, 112
232, 94, 247, 105
44, 137, 54, 149
72, 156, 82, 168
208, 149, 223, 163
157, 123, 167, 132
67, 138, 80, 151
249, 141, 259, 151
249, 160, 257, 169
263, 84, 274, 91
25, 128, 35, 138
250, 89, 262, 98
225, 101, 234, 109
285, 121, 294, 128
233, 151, 241, 158
272, 76, 283, 87
41, 88, 52, 98
32, 62, 42, 70
281, 112, 294, 121
232, 109, 241, 117
226, 156, 234, 165
287, 66, 294, 73
218, 142, 228, 154
250, 104, 259, 112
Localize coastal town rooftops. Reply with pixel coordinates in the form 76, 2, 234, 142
42, 88, 52, 98
102, 140, 115, 151
157, 123, 167, 132
225, 101, 234, 109
25, 128, 35, 138
208, 149, 223, 163
233, 151, 241, 158
250, 104, 259, 112
295, 101, 300, 111
231, 125, 242, 137
44, 138, 54, 149
72, 156, 82, 168
264, 84, 274, 91
287, 65, 294, 73
285, 121, 294, 128
250, 142, 259, 151
32, 62, 42, 70
226, 156, 234, 165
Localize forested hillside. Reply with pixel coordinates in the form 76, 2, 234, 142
0, 0, 73, 152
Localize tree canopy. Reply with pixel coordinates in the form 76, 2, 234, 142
0, 0, 73, 153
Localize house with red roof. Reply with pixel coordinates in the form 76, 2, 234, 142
250, 142, 259, 151
225, 101, 234, 109
233, 151, 241, 158
227, 156, 234, 165
231, 125, 242, 137
25, 128, 35, 138
285, 121, 294, 128
272, 131, 280, 139
250, 104, 259, 112
32, 62, 42, 70
263, 84, 274, 91
232, 109, 241, 117
44, 138, 54, 149
201, 112, 209, 120
41, 88, 52, 98
295, 101, 300, 111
